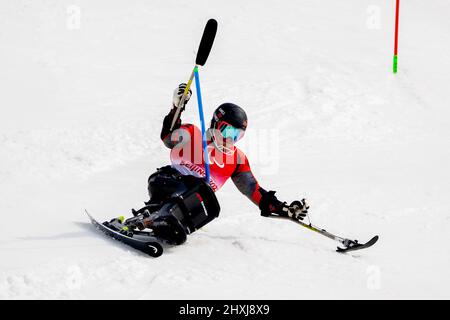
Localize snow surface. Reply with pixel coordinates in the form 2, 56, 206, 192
1, 0, 450, 299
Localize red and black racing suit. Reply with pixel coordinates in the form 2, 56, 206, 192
160, 108, 282, 215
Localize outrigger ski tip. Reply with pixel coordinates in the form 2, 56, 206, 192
336, 235, 379, 253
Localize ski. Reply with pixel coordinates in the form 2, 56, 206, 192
336, 235, 379, 253
85, 210, 164, 258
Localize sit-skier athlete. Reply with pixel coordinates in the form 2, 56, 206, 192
120, 83, 309, 245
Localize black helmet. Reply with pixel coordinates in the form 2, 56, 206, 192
210, 103, 248, 131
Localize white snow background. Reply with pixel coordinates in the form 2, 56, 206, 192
0, 0, 449, 299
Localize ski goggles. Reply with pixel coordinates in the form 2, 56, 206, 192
216, 121, 245, 142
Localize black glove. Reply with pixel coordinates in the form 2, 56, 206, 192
259, 190, 286, 217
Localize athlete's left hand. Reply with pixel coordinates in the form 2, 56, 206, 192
286, 199, 309, 221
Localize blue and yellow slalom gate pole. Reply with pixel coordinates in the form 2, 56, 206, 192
170, 19, 218, 131
193, 66, 211, 184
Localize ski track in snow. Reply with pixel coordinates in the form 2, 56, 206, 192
1, 0, 450, 299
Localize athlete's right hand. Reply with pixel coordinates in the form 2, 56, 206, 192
173, 83, 192, 108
